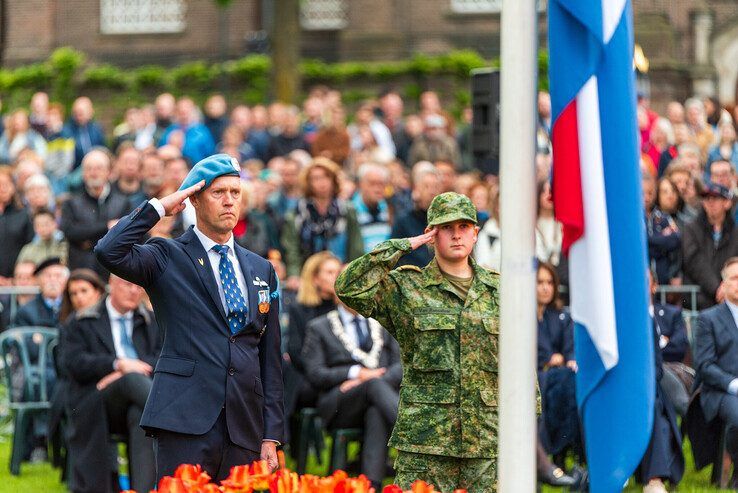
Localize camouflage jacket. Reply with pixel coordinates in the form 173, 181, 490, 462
335, 238, 500, 458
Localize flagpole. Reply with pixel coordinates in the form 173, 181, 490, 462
497, 0, 538, 490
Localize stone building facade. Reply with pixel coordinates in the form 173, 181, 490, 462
1, 0, 737, 106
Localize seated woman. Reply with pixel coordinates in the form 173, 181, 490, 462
50, 269, 106, 488
283, 252, 342, 446
536, 262, 583, 476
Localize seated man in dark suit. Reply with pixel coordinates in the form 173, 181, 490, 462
63, 274, 161, 493
302, 300, 402, 491
694, 256, 738, 487
13, 257, 68, 328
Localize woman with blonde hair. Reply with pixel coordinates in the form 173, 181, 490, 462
281, 158, 363, 290
283, 251, 342, 439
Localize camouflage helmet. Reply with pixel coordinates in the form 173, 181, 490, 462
426, 192, 478, 227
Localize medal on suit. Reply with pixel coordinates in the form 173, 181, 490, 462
258, 289, 270, 314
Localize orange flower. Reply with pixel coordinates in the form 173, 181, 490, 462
175, 464, 212, 488
335, 474, 373, 493
299, 475, 339, 493
332, 470, 349, 482
200, 484, 223, 493
269, 468, 299, 493
250, 459, 271, 476
222, 464, 252, 489
410, 480, 437, 493
381, 486, 403, 493
158, 476, 189, 493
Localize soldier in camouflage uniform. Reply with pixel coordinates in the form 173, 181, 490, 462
335, 192, 499, 492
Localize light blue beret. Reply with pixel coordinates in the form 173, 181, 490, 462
178, 153, 241, 191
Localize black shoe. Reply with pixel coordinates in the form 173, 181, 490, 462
540, 465, 576, 487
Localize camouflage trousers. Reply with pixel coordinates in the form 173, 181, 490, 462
394, 451, 497, 493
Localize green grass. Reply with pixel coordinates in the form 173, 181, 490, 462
0, 434, 66, 493
0, 433, 732, 492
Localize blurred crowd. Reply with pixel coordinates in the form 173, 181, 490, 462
1, 85, 738, 492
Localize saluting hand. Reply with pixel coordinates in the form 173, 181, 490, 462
158, 180, 205, 216
408, 228, 437, 250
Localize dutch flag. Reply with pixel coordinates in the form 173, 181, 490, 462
548, 0, 655, 491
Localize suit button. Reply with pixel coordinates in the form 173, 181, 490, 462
230, 336, 236, 343
228, 367, 235, 376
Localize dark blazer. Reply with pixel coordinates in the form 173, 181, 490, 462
12, 294, 59, 328
653, 302, 688, 363
682, 211, 738, 309
646, 209, 681, 284
60, 187, 132, 276
302, 311, 402, 425
0, 203, 34, 278
62, 297, 161, 405
94, 201, 284, 450
287, 299, 336, 374
694, 302, 738, 422
537, 307, 574, 371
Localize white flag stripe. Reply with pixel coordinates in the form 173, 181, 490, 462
569, 76, 619, 370
602, 0, 627, 43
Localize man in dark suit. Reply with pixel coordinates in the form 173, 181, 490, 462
63, 274, 161, 493
694, 256, 738, 486
302, 301, 402, 490
60, 149, 132, 277
94, 154, 284, 482
13, 258, 68, 328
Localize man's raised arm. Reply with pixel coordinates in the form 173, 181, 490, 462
95, 181, 203, 287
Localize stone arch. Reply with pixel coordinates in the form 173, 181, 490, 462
712, 20, 738, 105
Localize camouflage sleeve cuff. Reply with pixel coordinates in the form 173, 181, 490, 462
371, 238, 412, 254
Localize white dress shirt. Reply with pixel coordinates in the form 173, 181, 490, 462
149, 198, 249, 314
337, 304, 369, 379
106, 297, 135, 360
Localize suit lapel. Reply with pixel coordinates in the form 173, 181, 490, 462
181, 229, 229, 326
95, 308, 117, 356
234, 244, 259, 327
721, 303, 738, 334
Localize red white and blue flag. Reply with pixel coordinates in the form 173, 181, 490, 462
548, 0, 654, 490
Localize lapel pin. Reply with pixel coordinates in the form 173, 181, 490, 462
198, 258, 204, 266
